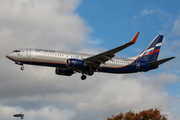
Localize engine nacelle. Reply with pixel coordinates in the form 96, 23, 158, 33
66, 59, 85, 69
55, 68, 74, 76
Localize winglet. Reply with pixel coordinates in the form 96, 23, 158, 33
129, 32, 140, 44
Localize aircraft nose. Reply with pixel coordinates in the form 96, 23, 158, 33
6, 52, 18, 61
6, 53, 13, 59
6, 53, 10, 58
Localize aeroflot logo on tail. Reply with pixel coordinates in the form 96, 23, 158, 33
142, 48, 154, 56
140, 42, 162, 57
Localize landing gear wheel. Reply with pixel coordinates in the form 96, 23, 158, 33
81, 75, 86, 80
88, 71, 94, 76
21, 67, 24, 70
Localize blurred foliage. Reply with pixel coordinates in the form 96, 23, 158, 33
107, 107, 168, 120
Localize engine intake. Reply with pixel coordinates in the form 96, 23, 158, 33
55, 68, 74, 76
66, 59, 85, 69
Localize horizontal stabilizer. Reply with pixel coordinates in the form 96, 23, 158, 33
148, 57, 175, 66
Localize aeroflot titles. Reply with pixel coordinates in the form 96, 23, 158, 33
35, 49, 55, 53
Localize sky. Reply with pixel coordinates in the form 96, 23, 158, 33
0, 0, 180, 120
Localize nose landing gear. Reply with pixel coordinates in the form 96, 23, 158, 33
15, 61, 24, 70
21, 66, 24, 70
81, 74, 87, 80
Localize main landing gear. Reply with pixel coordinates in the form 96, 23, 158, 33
80, 71, 94, 80
81, 74, 87, 80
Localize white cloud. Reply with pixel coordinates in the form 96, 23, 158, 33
87, 38, 104, 45
162, 15, 180, 73
0, 106, 75, 120
170, 15, 180, 36
132, 8, 173, 32
132, 9, 154, 21
140, 9, 154, 16
0, 66, 179, 120
0, 0, 92, 52
1, 0, 180, 120
132, 9, 154, 24
132, 14, 138, 21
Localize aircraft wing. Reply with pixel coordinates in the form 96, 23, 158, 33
84, 32, 140, 68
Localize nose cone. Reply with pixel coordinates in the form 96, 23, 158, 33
6, 53, 14, 60
6, 53, 10, 59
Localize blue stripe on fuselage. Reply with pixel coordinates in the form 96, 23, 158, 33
20, 60, 157, 74
98, 61, 152, 73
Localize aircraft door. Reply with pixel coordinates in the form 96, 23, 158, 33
136, 60, 140, 69
26, 49, 31, 57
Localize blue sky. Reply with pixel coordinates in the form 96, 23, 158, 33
1, 0, 180, 120
77, 0, 180, 117
76, 0, 177, 50
76, 0, 180, 96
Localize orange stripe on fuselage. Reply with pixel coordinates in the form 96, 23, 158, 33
68, 59, 70, 67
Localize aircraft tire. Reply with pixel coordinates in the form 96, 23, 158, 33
81, 75, 86, 80
21, 67, 24, 70
88, 71, 94, 76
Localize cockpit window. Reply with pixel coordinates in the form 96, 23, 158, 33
13, 50, 20, 52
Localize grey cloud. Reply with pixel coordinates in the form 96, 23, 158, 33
0, 0, 92, 52
0, 69, 177, 119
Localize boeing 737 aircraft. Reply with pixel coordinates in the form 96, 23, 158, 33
6, 32, 175, 80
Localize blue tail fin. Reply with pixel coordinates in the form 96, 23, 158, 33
137, 35, 163, 62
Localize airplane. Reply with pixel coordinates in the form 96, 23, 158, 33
6, 32, 175, 80
14, 113, 24, 119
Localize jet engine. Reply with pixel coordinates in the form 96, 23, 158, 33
55, 68, 74, 76
66, 59, 85, 69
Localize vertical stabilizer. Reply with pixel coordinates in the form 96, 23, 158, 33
137, 35, 163, 62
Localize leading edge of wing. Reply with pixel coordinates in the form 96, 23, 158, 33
84, 32, 140, 65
